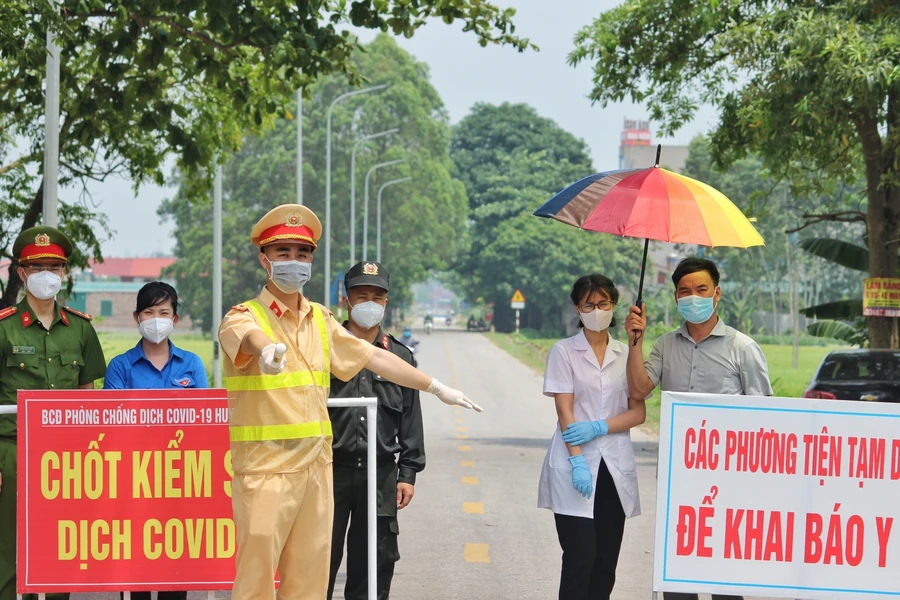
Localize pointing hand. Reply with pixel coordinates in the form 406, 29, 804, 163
427, 378, 483, 412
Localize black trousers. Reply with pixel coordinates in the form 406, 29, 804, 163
328, 464, 401, 600
554, 460, 626, 600
663, 594, 743, 600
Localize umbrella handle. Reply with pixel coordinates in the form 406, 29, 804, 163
632, 238, 650, 347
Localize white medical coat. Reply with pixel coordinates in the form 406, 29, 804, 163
537, 330, 641, 519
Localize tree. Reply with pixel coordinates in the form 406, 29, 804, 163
451, 104, 643, 334
161, 34, 468, 331
0, 0, 531, 307
570, 0, 900, 347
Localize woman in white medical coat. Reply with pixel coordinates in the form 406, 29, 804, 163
538, 274, 646, 600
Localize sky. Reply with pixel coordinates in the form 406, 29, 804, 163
84, 0, 718, 257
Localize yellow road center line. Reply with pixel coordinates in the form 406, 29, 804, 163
456, 427, 468, 432
460, 460, 475, 467
464, 543, 491, 563
461, 476, 479, 485
454, 409, 462, 415
457, 434, 469, 440
457, 445, 471, 452
463, 502, 484, 514
455, 418, 464, 423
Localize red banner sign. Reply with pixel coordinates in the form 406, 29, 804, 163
17, 389, 234, 593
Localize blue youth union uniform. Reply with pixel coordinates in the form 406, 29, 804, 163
103, 341, 208, 389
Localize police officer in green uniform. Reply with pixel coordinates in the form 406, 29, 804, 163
0, 226, 107, 600
327, 261, 425, 600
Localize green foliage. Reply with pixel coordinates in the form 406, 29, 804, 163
800, 299, 865, 321
799, 239, 869, 272
807, 320, 869, 348
0, 0, 530, 307
162, 35, 467, 331
451, 103, 643, 335
570, 0, 900, 347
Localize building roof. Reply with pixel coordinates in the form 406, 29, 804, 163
89, 257, 175, 279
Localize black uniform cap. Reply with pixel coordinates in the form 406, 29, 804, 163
345, 261, 390, 292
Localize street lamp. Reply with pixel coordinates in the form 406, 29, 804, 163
363, 159, 405, 261
376, 177, 412, 263
296, 88, 303, 205
324, 84, 389, 307
212, 165, 223, 387
351, 128, 399, 264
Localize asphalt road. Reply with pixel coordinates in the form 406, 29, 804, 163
384, 328, 659, 600
66, 327, 781, 600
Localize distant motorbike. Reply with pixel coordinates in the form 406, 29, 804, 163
445, 316, 453, 326
424, 321, 433, 335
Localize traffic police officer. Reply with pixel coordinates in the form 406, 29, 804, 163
218, 204, 480, 600
0, 226, 107, 600
327, 261, 425, 600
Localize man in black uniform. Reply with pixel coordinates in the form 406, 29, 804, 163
327, 261, 426, 600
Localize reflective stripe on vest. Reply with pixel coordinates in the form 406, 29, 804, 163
225, 299, 331, 392
226, 298, 333, 442
230, 420, 334, 442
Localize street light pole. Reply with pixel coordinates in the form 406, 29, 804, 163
351, 128, 398, 264
325, 84, 388, 307
296, 88, 303, 205
43, 1, 61, 227
363, 159, 404, 261
212, 165, 223, 387
376, 177, 411, 263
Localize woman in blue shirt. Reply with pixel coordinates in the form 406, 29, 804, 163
104, 281, 207, 600
104, 281, 208, 391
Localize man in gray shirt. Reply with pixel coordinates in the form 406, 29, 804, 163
625, 257, 772, 600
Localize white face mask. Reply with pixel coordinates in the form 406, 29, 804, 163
579, 308, 614, 332
138, 317, 175, 345
266, 259, 311, 294
349, 301, 386, 330
26, 271, 63, 300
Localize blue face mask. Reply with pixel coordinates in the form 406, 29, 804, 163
677, 294, 717, 324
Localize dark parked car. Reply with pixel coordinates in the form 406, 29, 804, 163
803, 350, 900, 402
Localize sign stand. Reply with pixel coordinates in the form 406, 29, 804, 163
510, 289, 526, 335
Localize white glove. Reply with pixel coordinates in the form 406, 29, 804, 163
258, 343, 287, 374
426, 378, 483, 412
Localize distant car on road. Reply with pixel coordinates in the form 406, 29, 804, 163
803, 350, 900, 402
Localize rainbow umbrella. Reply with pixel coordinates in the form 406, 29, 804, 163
534, 146, 764, 334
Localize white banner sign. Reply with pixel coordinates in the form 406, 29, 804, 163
654, 391, 900, 599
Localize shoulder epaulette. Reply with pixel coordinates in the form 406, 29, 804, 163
387, 333, 412, 354
0, 306, 17, 321
231, 304, 249, 312
62, 306, 92, 321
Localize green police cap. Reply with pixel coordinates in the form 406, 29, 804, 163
13, 226, 73, 263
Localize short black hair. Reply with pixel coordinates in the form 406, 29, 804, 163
672, 257, 720, 288
136, 281, 179, 315
570, 274, 619, 328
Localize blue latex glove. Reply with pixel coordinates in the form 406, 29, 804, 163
561, 420, 609, 446
568, 455, 593, 499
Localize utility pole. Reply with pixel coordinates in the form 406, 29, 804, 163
43, 1, 61, 227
